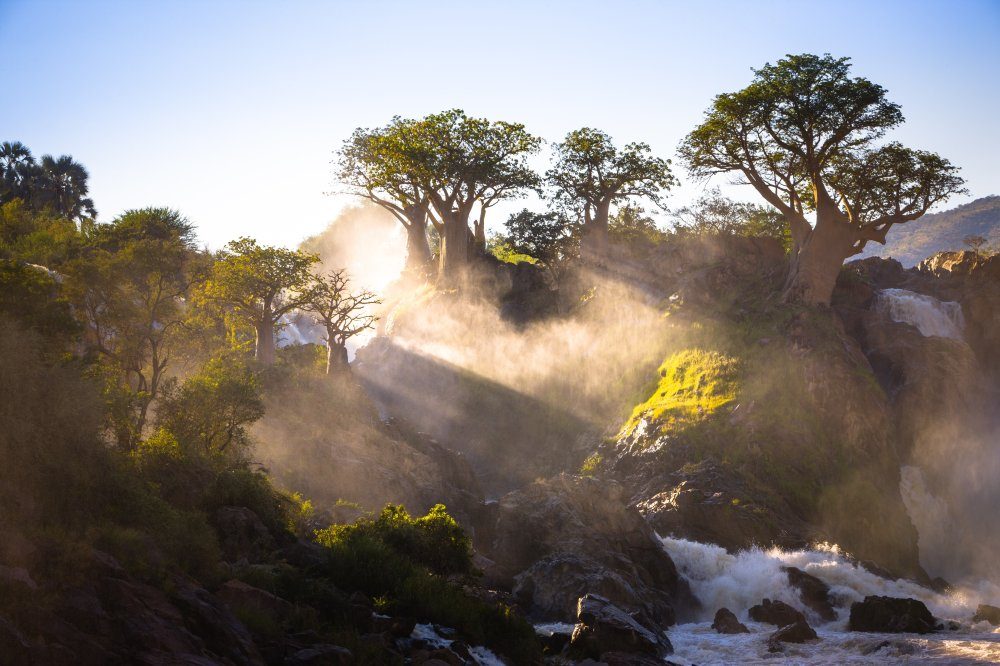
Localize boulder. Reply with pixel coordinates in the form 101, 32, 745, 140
848, 596, 935, 634
568, 594, 672, 661
214, 506, 275, 563
711, 607, 749, 634
766, 618, 817, 651
973, 604, 1000, 625
783, 566, 836, 621
217, 579, 294, 621
477, 474, 694, 624
748, 599, 805, 627
0, 616, 31, 663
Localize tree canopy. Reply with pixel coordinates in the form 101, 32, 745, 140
547, 128, 675, 256
680, 53, 965, 303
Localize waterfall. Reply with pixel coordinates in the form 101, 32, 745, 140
874, 288, 965, 340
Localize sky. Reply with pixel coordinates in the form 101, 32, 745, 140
1, 0, 998, 250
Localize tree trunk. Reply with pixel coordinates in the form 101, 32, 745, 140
438, 212, 470, 285
473, 208, 487, 254
580, 199, 612, 260
255, 319, 276, 364
781, 218, 859, 305
405, 222, 432, 272
325, 340, 349, 375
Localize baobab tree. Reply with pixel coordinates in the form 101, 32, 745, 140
302, 269, 380, 374
680, 53, 966, 305
199, 238, 318, 364
337, 121, 436, 273
547, 128, 675, 259
365, 110, 541, 284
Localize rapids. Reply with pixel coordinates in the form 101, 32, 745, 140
657, 536, 1000, 664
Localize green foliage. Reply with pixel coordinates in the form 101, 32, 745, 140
0, 141, 96, 222
156, 354, 265, 457
672, 188, 789, 251
315, 504, 539, 663
608, 203, 668, 250
623, 349, 740, 436
579, 452, 603, 476
0, 260, 78, 343
0, 199, 81, 265
315, 504, 472, 577
487, 233, 537, 265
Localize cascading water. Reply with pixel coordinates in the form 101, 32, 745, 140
658, 536, 1000, 664
874, 288, 966, 340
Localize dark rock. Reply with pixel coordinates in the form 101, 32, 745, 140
372, 614, 416, 638
0, 615, 31, 663
711, 607, 749, 634
214, 506, 275, 563
567, 594, 672, 660
861, 639, 917, 656
538, 629, 571, 654
601, 652, 667, 665
849, 596, 935, 634
478, 474, 695, 624
748, 598, 806, 627
171, 577, 266, 663
0, 564, 37, 591
767, 618, 817, 651
285, 644, 353, 665
217, 579, 294, 622
783, 566, 836, 621
973, 604, 1000, 625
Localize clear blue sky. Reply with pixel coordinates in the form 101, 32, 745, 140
2, 0, 998, 249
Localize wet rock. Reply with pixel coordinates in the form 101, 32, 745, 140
711, 607, 749, 634
538, 629, 571, 654
214, 506, 275, 563
285, 644, 353, 665
567, 594, 672, 661
848, 595, 935, 634
861, 638, 917, 656
766, 619, 817, 651
478, 474, 694, 624
973, 604, 1000, 625
783, 566, 836, 621
601, 652, 667, 665
748, 598, 806, 627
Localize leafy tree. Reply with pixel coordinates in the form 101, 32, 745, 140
64, 208, 200, 449
547, 128, 675, 257
301, 269, 381, 374
155, 355, 264, 457
608, 204, 668, 249
0, 141, 38, 204
337, 121, 435, 272
963, 234, 987, 258
364, 110, 541, 283
0, 199, 80, 265
680, 54, 966, 304
198, 238, 318, 365
0, 260, 78, 345
672, 189, 789, 250
502, 208, 575, 265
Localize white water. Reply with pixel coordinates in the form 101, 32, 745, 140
659, 536, 1000, 664
875, 288, 965, 340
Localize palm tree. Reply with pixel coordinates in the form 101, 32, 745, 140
36, 154, 97, 221
0, 141, 38, 202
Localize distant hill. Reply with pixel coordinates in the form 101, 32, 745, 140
858, 195, 1000, 267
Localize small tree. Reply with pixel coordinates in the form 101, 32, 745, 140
963, 234, 987, 259
680, 54, 966, 304
608, 204, 668, 250
302, 269, 381, 374
156, 355, 264, 457
672, 189, 788, 249
199, 238, 318, 365
547, 128, 675, 258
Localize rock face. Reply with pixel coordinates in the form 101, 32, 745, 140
711, 607, 749, 634
567, 594, 673, 661
748, 599, 806, 628
475, 474, 695, 624
767, 618, 818, 651
972, 604, 1000, 625
783, 566, 836, 621
849, 596, 936, 634
214, 506, 276, 563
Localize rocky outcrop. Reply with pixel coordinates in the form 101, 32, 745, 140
214, 506, 276, 563
711, 607, 749, 634
767, 618, 818, 651
748, 599, 806, 628
567, 594, 673, 661
783, 566, 836, 621
475, 474, 695, 624
848, 596, 936, 634
973, 604, 1000, 625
